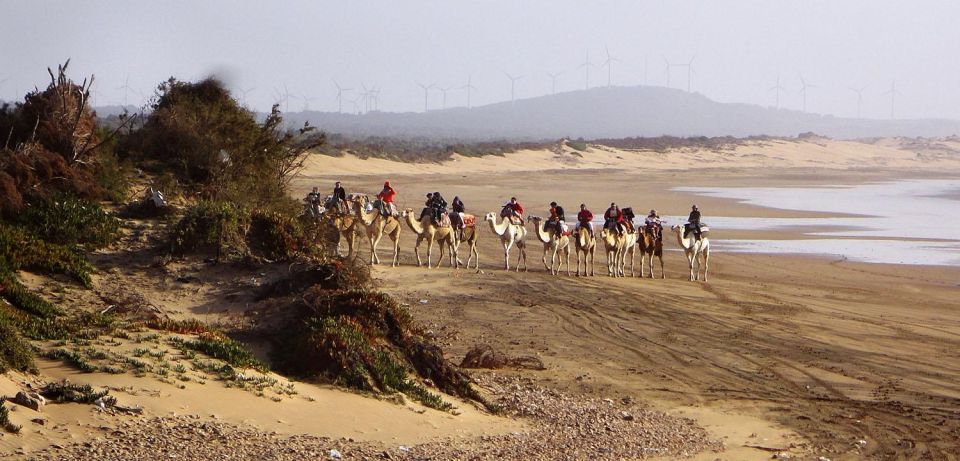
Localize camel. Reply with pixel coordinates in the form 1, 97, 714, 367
601, 227, 628, 277
622, 226, 640, 277
402, 209, 456, 268
328, 211, 358, 258
671, 225, 710, 281
353, 200, 401, 266
638, 226, 665, 279
484, 212, 528, 271
451, 215, 481, 272
528, 216, 571, 276
574, 224, 596, 277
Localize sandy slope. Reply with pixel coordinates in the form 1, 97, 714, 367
302, 137, 960, 178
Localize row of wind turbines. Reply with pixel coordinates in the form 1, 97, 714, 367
328, 45, 904, 119
0, 49, 907, 120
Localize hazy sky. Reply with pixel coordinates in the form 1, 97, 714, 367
3, 1, 959, 119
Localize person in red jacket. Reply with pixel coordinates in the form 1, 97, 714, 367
603, 202, 625, 235
576, 203, 594, 236
500, 197, 524, 224
376, 181, 397, 216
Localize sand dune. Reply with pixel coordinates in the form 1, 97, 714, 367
301, 138, 960, 179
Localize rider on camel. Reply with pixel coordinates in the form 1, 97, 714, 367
604, 203, 625, 235
430, 191, 448, 225
451, 196, 466, 239
576, 204, 594, 237
502, 197, 524, 225
645, 209, 663, 240
377, 181, 397, 217
305, 186, 322, 218
686, 205, 702, 239
548, 202, 566, 239
332, 181, 347, 213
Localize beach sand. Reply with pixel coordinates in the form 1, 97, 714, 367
6, 138, 960, 460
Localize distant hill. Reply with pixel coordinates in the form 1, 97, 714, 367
281, 86, 960, 141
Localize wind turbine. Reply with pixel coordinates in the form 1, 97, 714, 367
117, 75, 137, 107
683, 57, 696, 93
297, 94, 318, 111
662, 56, 674, 88
237, 87, 255, 107
846, 85, 867, 119
578, 51, 593, 90
768, 75, 786, 109
438, 86, 455, 109
273, 84, 295, 112
460, 75, 477, 109
360, 82, 372, 113
601, 46, 620, 87
369, 86, 381, 112
504, 72, 523, 103
882, 81, 902, 120
797, 74, 816, 112
546, 71, 562, 95
333, 81, 352, 114
416, 81, 435, 112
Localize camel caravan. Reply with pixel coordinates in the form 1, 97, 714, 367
306, 182, 710, 282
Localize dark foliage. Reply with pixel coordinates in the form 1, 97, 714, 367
0, 316, 35, 373
315, 133, 549, 162
588, 135, 774, 152
40, 381, 116, 406
269, 287, 488, 410
123, 78, 324, 209
169, 333, 266, 372
16, 193, 119, 248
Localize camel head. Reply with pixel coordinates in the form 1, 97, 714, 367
484, 212, 497, 222
527, 215, 542, 224
670, 224, 683, 233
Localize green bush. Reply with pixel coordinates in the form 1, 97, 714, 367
123, 78, 324, 209
0, 224, 93, 287
17, 193, 120, 248
269, 288, 484, 410
170, 333, 266, 372
0, 315, 35, 373
0, 403, 21, 433
169, 201, 249, 259
41, 381, 115, 406
0, 270, 60, 318
565, 139, 588, 151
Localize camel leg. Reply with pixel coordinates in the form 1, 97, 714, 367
516, 242, 527, 272
687, 253, 695, 281
427, 239, 435, 269
565, 248, 571, 277
392, 235, 400, 267
503, 241, 512, 270
542, 246, 550, 272
701, 247, 709, 282
369, 233, 381, 265
658, 255, 664, 279
414, 237, 424, 267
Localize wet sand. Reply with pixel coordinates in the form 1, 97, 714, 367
296, 150, 960, 459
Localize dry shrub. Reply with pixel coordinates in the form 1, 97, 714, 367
268, 287, 488, 410
460, 344, 546, 370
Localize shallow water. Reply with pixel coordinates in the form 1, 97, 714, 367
672, 179, 960, 266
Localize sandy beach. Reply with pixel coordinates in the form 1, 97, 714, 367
5, 137, 960, 460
